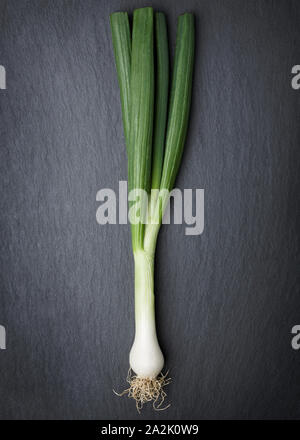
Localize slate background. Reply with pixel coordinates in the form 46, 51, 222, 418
0, 0, 300, 420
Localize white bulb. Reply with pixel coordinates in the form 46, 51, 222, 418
129, 325, 164, 378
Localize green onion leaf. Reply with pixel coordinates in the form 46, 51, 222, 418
144, 13, 194, 253
110, 12, 131, 152
160, 13, 194, 194
129, 7, 154, 251
151, 12, 169, 191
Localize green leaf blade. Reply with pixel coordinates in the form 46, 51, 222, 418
151, 12, 169, 191
110, 12, 131, 152
160, 13, 195, 193
129, 7, 154, 251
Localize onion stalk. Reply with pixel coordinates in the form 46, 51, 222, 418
110, 7, 194, 411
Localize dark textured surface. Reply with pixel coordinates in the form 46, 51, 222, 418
0, 0, 300, 420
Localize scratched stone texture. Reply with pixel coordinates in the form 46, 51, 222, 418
0, 0, 300, 420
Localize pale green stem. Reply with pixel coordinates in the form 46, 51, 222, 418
133, 250, 156, 334
144, 188, 170, 255
131, 249, 164, 378
143, 224, 160, 256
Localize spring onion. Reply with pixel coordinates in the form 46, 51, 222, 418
110, 7, 195, 411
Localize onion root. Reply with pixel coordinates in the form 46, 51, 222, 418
114, 369, 171, 412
